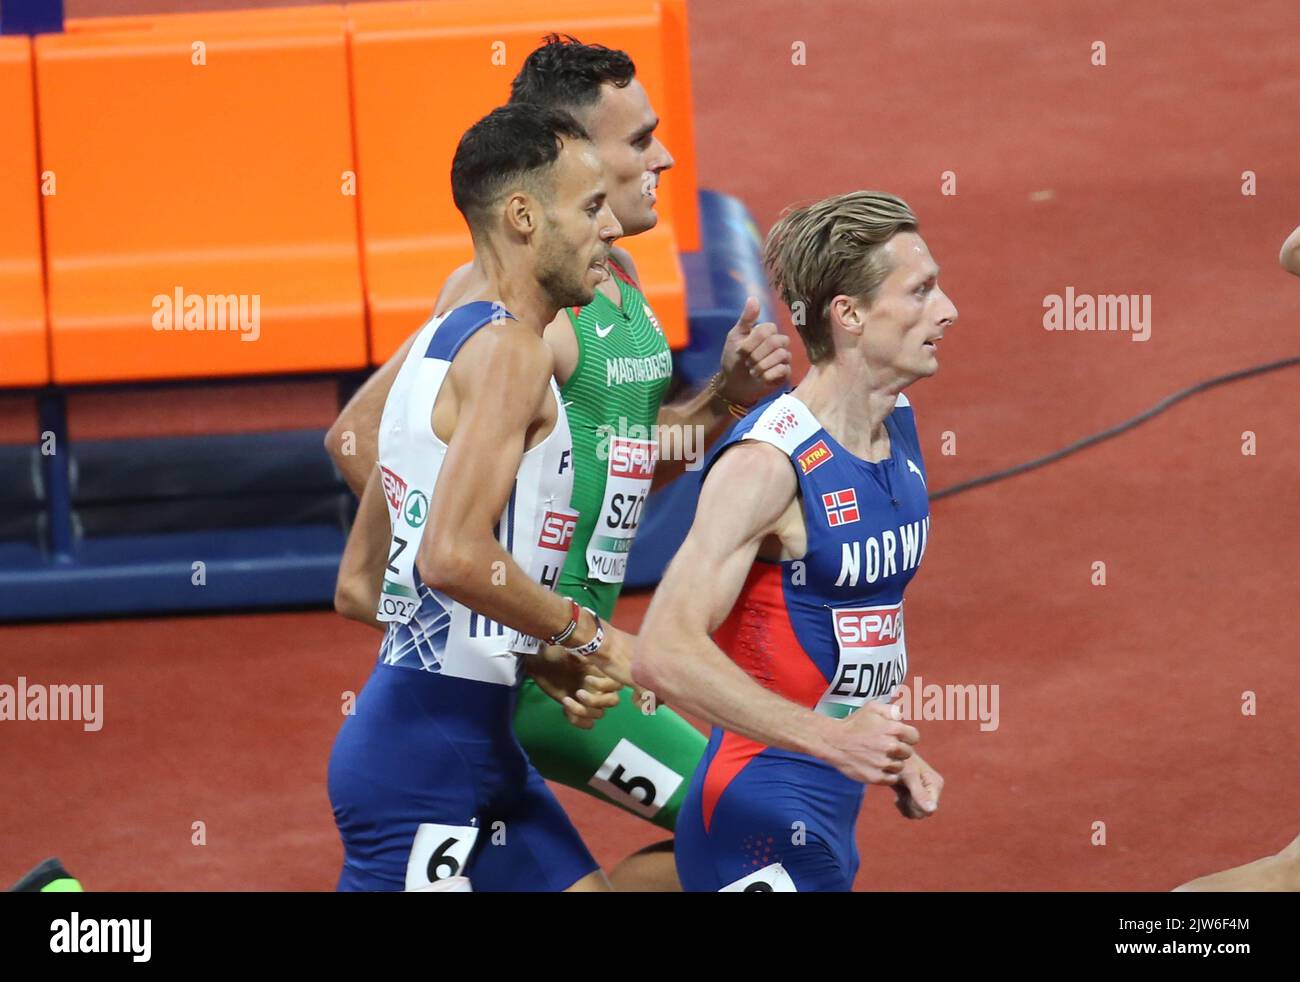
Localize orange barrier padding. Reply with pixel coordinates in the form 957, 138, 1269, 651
658, 0, 699, 253
348, 0, 694, 360
0, 37, 50, 388
57, 4, 346, 35
37, 10, 367, 384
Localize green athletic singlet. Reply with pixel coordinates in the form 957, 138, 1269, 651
513, 258, 707, 831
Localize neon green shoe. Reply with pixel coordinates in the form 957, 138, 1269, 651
9, 858, 84, 893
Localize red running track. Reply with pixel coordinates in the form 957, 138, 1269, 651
2, 0, 1297, 890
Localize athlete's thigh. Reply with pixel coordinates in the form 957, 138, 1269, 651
513, 678, 706, 831
675, 754, 856, 893
329, 697, 481, 889
330, 665, 517, 892
467, 765, 602, 892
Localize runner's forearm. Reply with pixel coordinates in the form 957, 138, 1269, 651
635, 632, 835, 760
335, 467, 390, 631
418, 533, 595, 648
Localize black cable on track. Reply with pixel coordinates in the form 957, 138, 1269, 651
930, 354, 1300, 501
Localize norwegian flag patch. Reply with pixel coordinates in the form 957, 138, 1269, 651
822, 488, 860, 527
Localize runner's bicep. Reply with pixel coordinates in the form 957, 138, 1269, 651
424, 337, 551, 548
656, 442, 796, 633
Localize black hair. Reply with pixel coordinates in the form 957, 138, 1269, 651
508, 33, 636, 113
450, 103, 591, 229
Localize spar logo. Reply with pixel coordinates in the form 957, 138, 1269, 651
833, 604, 904, 647
538, 511, 578, 551
380, 466, 408, 512
798, 439, 833, 474
610, 437, 657, 480
404, 489, 429, 528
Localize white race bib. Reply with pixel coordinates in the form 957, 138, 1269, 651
586, 437, 656, 584
815, 602, 908, 718
405, 822, 479, 890
377, 465, 427, 625
588, 738, 685, 819
720, 863, 797, 892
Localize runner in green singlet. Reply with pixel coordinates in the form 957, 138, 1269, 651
327, 35, 793, 890
511, 255, 689, 828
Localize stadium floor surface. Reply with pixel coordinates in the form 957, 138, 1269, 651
2, 0, 1297, 890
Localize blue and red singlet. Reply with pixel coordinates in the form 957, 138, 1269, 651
675, 391, 931, 892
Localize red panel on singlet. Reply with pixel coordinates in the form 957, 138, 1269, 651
700, 563, 830, 830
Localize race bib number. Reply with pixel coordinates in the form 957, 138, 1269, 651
377, 467, 429, 625
814, 602, 908, 718
720, 863, 797, 893
405, 822, 479, 891
588, 737, 684, 819
586, 437, 656, 584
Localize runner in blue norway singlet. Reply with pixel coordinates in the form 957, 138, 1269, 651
674, 391, 931, 892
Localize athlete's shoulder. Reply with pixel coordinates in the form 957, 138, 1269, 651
475, 316, 553, 367
699, 438, 799, 530
736, 393, 822, 456
698, 393, 812, 488
441, 303, 553, 383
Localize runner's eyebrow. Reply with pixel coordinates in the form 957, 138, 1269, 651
629, 118, 659, 144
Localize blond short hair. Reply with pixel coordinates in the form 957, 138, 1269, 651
763, 191, 918, 363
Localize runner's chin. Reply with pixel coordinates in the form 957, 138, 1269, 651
918, 343, 940, 376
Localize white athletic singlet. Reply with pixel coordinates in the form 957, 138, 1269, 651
374, 301, 577, 686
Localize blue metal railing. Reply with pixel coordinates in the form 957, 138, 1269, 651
0, 0, 64, 36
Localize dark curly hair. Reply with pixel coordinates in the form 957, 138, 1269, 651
451, 103, 591, 229
509, 33, 636, 114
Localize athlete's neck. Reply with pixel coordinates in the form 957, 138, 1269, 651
462, 254, 560, 336
595, 268, 623, 310
793, 359, 904, 462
